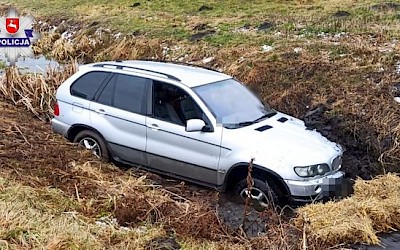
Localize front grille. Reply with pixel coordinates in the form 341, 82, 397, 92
331, 156, 342, 171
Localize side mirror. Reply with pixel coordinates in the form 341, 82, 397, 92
186, 119, 206, 132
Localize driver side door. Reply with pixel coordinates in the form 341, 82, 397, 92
145, 80, 222, 186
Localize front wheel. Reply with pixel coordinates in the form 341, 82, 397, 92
234, 178, 277, 211
73, 130, 109, 161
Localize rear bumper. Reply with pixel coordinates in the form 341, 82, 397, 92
51, 118, 70, 137
284, 171, 345, 202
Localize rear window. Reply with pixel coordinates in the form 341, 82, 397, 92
96, 73, 148, 114
70, 71, 109, 100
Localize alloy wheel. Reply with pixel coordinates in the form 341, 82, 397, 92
240, 187, 270, 209
79, 137, 102, 158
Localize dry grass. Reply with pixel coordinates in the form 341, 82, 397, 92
0, 177, 169, 250
0, 62, 77, 121
0, 100, 299, 249
294, 174, 400, 247
96, 37, 165, 61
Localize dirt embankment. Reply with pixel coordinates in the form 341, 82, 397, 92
6, 16, 400, 179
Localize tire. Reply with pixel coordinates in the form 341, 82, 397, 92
73, 130, 110, 161
234, 177, 278, 211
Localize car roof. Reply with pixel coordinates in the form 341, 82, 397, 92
83, 60, 231, 88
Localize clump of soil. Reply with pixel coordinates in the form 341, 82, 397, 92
333, 10, 351, 17
189, 30, 215, 41
198, 5, 213, 12
257, 22, 275, 31
145, 236, 181, 250
114, 195, 153, 226
192, 23, 210, 31
130, 2, 141, 8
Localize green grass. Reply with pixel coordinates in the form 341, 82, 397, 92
0, 60, 6, 70
5, 0, 400, 46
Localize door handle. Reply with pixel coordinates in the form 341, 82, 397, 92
73, 102, 83, 107
96, 109, 106, 114
150, 123, 159, 130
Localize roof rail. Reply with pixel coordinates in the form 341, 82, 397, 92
93, 63, 181, 82
139, 59, 220, 73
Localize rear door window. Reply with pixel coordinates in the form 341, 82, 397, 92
96, 73, 148, 115
70, 71, 110, 100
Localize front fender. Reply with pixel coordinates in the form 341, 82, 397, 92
221, 162, 290, 197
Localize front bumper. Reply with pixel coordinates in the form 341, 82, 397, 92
51, 118, 70, 137
284, 171, 345, 202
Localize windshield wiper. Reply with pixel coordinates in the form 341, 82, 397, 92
253, 112, 277, 123
236, 121, 255, 127
236, 112, 277, 128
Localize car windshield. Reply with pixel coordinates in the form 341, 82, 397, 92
193, 79, 276, 128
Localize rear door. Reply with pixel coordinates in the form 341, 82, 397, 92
90, 73, 150, 165
62, 71, 110, 127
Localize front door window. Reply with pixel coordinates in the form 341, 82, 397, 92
152, 81, 203, 126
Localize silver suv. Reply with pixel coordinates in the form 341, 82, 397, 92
52, 60, 344, 208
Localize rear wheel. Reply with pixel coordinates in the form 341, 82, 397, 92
73, 130, 109, 161
234, 178, 277, 211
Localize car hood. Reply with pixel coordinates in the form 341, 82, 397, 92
221, 113, 343, 179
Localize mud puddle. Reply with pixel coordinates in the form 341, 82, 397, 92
354, 232, 400, 250
217, 193, 295, 237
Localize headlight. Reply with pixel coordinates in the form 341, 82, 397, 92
331, 156, 342, 171
294, 164, 330, 177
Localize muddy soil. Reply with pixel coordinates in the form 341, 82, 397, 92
355, 232, 400, 250
303, 104, 381, 180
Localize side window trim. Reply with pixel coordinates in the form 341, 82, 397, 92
94, 73, 117, 107
93, 72, 115, 101
142, 78, 151, 115
146, 80, 153, 116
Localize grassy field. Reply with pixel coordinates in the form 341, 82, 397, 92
5, 0, 400, 46
1, 0, 400, 249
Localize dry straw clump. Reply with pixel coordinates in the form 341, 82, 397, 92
95, 36, 165, 61
0, 62, 77, 121
294, 173, 400, 247
0, 177, 168, 250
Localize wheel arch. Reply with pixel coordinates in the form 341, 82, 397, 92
68, 124, 114, 161
67, 124, 106, 143
222, 162, 290, 200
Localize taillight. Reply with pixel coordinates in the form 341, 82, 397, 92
54, 102, 60, 116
